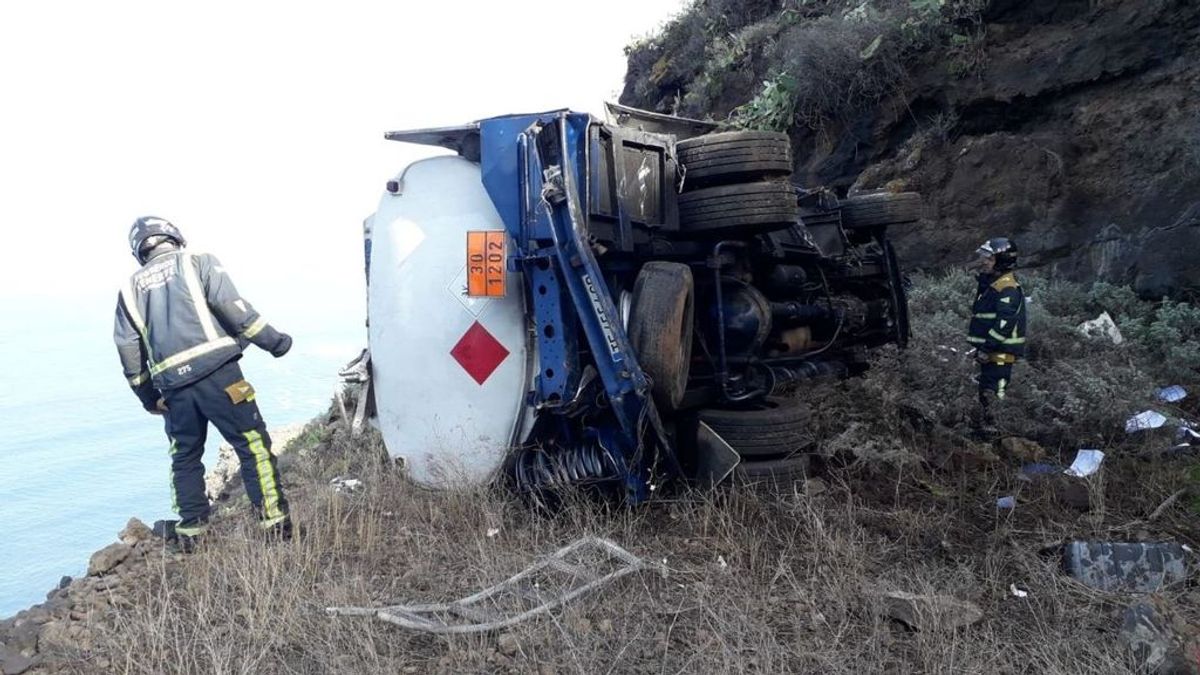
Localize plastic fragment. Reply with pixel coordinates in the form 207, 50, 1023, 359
1157, 385, 1186, 403
1126, 411, 1168, 433
1064, 449, 1104, 477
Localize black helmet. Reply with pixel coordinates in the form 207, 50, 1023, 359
129, 216, 186, 264
975, 237, 1018, 271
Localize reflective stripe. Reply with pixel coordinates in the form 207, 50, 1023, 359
176, 524, 206, 537
242, 317, 268, 339
180, 252, 219, 342
169, 438, 180, 515
997, 378, 1007, 401
967, 336, 986, 344
974, 313, 997, 319
128, 371, 150, 386
150, 337, 238, 376
259, 514, 289, 529
243, 430, 284, 521
120, 282, 154, 362
988, 329, 1026, 345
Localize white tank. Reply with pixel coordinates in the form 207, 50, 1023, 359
367, 156, 533, 488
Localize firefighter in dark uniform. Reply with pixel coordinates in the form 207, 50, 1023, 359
966, 238, 1027, 432
114, 217, 293, 550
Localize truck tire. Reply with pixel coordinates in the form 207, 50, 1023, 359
732, 455, 811, 487
628, 262, 694, 411
678, 180, 798, 235
698, 398, 813, 458
840, 192, 923, 228
677, 131, 792, 189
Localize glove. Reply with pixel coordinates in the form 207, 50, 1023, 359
271, 332, 293, 358
974, 350, 991, 364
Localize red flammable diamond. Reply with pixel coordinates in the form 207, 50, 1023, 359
450, 321, 511, 385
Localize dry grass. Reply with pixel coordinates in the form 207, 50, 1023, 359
58, 420, 1195, 674
49, 272, 1200, 673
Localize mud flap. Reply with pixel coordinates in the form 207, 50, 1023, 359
693, 421, 741, 488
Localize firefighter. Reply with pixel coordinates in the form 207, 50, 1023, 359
113, 216, 293, 551
966, 237, 1027, 432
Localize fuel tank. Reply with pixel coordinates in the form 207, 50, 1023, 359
367, 156, 533, 488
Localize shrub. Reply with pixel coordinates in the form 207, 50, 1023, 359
806, 271, 1195, 458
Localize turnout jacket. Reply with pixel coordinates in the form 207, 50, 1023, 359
967, 271, 1027, 361
114, 250, 290, 409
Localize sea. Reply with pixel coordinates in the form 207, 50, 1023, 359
0, 291, 365, 618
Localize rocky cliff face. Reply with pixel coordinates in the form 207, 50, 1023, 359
621, 0, 1200, 296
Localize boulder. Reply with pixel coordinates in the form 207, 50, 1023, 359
87, 543, 132, 577
118, 518, 153, 544
0, 646, 37, 675
881, 591, 983, 632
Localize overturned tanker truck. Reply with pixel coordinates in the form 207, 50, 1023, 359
363, 105, 919, 503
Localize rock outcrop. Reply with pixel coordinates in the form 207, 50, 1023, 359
0, 518, 182, 674
621, 0, 1200, 296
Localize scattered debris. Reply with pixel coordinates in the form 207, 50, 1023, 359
1077, 311, 1124, 345
996, 496, 1016, 509
325, 537, 649, 633
1117, 602, 1199, 674
1008, 584, 1028, 599
999, 436, 1045, 463
330, 476, 364, 493
1158, 385, 1187, 403
880, 591, 984, 632
1064, 542, 1189, 593
1064, 449, 1105, 477
1121, 602, 1173, 671
1127, 411, 1169, 433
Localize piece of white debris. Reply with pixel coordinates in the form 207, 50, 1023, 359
997, 496, 1016, 509
1126, 410, 1168, 433
1077, 312, 1124, 345
487, 528, 501, 538
1009, 584, 1029, 598
1064, 449, 1105, 477
1158, 385, 1187, 403
330, 476, 364, 493
717, 555, 728, 568
1080, 312, 1123, 343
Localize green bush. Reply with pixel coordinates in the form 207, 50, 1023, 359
806, 271, 1197, 460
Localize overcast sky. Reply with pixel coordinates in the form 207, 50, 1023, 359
0, 0, 685, 310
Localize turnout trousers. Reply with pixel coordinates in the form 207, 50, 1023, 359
161, 359, 289, 535
977, 362, 1013, 427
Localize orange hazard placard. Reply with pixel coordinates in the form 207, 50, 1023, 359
467, 231, 506, 298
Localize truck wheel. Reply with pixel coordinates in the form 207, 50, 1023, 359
732, 455, 811, 487
628, 262, 694, 411
840, 192, 923, 228
677, 130, 792, 189
698, 397, 813, 458
677, 180, 798, 235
